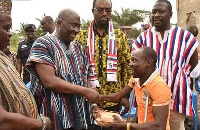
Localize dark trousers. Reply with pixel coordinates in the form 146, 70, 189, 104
63, 124, 101, 130
103, 104, 120, 112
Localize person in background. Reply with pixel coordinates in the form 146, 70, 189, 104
16, 24, 37, 85
76, 0, 131, 119
101, 47, 171, 130
187, 25, 198, 38
26, 8, 101, 130
132, 0, 199, 130
186, 25, 199, 90
41, 16, 56, 34
0, 0, 51, 129
185, 25, 200, 129
140, 21, 151, 32
187, 25, 200, 61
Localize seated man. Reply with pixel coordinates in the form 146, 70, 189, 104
100, 46, 171, 130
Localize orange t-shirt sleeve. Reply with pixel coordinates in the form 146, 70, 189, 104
128, 77, 134, 88
149, 82, 171, 106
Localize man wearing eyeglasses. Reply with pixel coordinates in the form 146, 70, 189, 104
26, 8, 101, 130
76, 0, 131, 120
16, 24, 37, 85
40, 16, 56, 35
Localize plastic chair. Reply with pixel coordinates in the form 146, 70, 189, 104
25, 82, 31, 89
121, 91, 136, 119
192, 91, 198, 130
121, 105, 136, 118
195, 76, 200, 93
192, 76, 200, 130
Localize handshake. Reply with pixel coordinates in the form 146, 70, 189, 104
86, 91, 124, 128
83, 86, 102, 104
81, 83, 135, 129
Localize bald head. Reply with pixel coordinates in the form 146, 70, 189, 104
42, 16, 53, 23
131, 46, 157, 68
58, 9, 80, 21
141, 47, 157, 67
41, 16, 55, 33
187, 25, 198, 37
130, 47, 157, 79
56, 8, 80, 44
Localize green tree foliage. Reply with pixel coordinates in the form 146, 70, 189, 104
112, 8, 150, 26
10, 15, 46, 52
10, 8, 150, 51
10, 23, 26, 52
111, 8, 150, 38
10, 33, 20, 52
35, 14, 47, 37
15, 22, 26, 39
129, 28, 140, 39
81, 19, 91, 30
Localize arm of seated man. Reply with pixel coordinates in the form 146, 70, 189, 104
108, 104, 169, 130
100, 86, 132, 103
101, 77, 134, 103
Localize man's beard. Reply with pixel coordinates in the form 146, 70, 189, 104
99, 20, 109, 28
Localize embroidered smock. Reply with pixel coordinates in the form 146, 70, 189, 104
26, 34, 94, 130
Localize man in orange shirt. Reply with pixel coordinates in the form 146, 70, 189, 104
101, 46, 171, 130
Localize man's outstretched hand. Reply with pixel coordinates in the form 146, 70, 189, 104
84, 88, 101, 103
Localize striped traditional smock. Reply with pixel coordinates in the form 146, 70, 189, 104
0, 51, 38, 118
26, 34, 94, 129
132, 26, 199, 116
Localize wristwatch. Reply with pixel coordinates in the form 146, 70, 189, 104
40, 115, 47, 130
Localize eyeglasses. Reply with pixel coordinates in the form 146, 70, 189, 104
60, 19, 81, 31
93, 8, 112, 13
41, 22, 47, 26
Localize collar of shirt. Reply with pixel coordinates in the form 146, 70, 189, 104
93, 23, 108, 37
134, 69, 159, 89
151, 25, 175, 33
151, 26, 175, 44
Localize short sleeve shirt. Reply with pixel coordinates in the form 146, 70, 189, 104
16, 40, 33, 84
16, 40, 33, 66
129, 71, 171, 130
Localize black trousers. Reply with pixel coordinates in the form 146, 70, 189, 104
63, 124, 101, 130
